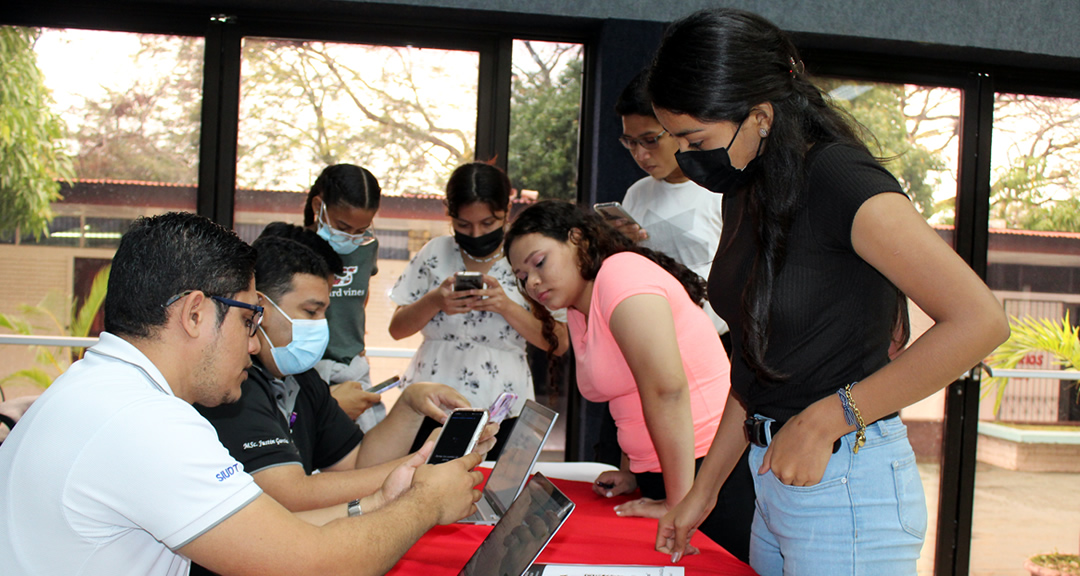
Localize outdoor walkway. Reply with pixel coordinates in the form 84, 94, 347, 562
919, 462, 1080, 576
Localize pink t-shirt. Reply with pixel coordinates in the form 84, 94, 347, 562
567, 252, 730, 473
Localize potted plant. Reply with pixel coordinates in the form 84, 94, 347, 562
1025, 552, 1080, 576
983, 313, 1080, 416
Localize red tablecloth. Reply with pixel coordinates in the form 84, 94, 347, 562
387, 474, 758, 576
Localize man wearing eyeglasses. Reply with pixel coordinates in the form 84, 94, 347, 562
614, 71, 730, 350
0, 212, 483, 576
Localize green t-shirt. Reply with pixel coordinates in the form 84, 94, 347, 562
324, 240, 378, 364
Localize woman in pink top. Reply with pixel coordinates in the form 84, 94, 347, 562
505, 200, 754, 562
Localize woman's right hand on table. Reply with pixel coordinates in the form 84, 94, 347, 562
592, 469, 637, 498
433, 276, 479, 316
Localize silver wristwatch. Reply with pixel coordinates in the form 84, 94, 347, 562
347, 498, 363, 517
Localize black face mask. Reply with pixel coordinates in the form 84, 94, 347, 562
674, 118, 761, 195
455, 226, 505, 258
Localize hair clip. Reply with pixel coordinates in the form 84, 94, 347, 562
789, 56, 805, 79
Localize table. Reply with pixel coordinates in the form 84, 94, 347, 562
386, 465, 758, 576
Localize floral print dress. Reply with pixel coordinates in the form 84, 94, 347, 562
389, 235, 533, 415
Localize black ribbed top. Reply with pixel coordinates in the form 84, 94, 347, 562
709, 143, 906, 423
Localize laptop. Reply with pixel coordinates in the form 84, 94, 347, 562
458, 472, 575, 576
459, 399, 558, 525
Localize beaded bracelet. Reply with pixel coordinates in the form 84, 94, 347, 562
836, 382, 867, 454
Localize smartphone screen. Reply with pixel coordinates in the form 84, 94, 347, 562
453, 271, 484, 292
428, 409, 488, 464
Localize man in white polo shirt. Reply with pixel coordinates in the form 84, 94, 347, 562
0, 212, 482, 576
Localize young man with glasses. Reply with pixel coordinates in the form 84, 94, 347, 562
0, 212, 483, 576
614, 71, 730, 351
191, 229, 495, 576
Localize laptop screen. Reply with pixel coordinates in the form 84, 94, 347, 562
458, 472, 575, 576
484, 400, 556, 513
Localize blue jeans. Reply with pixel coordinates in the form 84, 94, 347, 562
747, 416, 927, 576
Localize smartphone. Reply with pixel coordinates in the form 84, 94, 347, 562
593, 201, 641, 228
367, 375, 402, 394
453, 271, 485, 292
427, 408, 490, 464
487, 392, 518, 424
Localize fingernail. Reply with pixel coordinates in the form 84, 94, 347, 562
606, 491, 613, 498
672, 552, 681, 563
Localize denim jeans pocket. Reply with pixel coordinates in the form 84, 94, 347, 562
892, 452, 928, 539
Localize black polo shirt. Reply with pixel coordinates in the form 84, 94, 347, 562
196, 359, 363, 475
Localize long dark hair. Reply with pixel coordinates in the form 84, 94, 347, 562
647, 7, 908, 381
304, 164, 381, 227
505, 200, 707, 382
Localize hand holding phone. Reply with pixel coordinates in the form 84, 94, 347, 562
427, 408, 490, 464
487, 392, 518, 424
367, 375, 402, 394
593, 201, 640, 228
593, 202, 647, 241
453, 271, 485, 292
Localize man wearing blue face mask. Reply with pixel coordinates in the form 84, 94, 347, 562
193, 233, 495, 576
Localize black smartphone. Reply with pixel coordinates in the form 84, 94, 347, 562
593, 201, 641, 228
427, 408, 489, 464
453, 271, 485, 292
367, 375, 401, 394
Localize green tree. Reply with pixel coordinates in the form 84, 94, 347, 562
508, 42, 583, 201
990, 94, 1080, 231
237, 40, 476, 193
815, 79, 950, 220
70, 35, 203, 184
0, 26, 73, 238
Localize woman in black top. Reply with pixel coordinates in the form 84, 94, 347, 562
646, 8, 1009, 575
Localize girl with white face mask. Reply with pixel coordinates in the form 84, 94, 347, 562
302, 164, 383, 431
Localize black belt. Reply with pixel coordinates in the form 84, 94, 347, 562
744, 412, 899, 454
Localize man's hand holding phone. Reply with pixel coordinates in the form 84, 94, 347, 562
427, 408, 490, 464
594, 202, 648, 241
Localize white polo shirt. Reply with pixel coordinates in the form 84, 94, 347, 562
0, 332, 262, 576
622, 176, 729, 334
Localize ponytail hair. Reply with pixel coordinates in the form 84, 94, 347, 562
647, 7, 905, 382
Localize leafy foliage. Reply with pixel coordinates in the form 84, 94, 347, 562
508, 42, 583, 201
0, 265, 110, 388
984, 313, 1080, 416
69, 36, 203, 184
991, 94, 1080, 232
814, 79, 950, 220
0, 26, 73, 238
237, 40, 476, 193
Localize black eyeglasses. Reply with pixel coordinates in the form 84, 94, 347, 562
164, 291, 264, 337
618, 129, 668, 151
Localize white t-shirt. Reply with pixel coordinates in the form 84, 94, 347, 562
0, 332, 262, 576
622, 176, 729, 334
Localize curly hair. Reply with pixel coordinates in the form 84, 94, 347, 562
505, 200, 708, 389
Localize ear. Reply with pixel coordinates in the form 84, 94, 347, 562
750, 102, 774, 134
174, 290, 212, 340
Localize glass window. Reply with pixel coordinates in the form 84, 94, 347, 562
507, 39, 584, 456
508, 40, 584, 202
816, 78, 963, 575
974, 93, 1080, 575
235, 37, 481, 390
0, 27, 201, 394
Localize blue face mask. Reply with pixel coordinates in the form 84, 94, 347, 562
259, 295, 329, 376
315, 202, 375, 255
